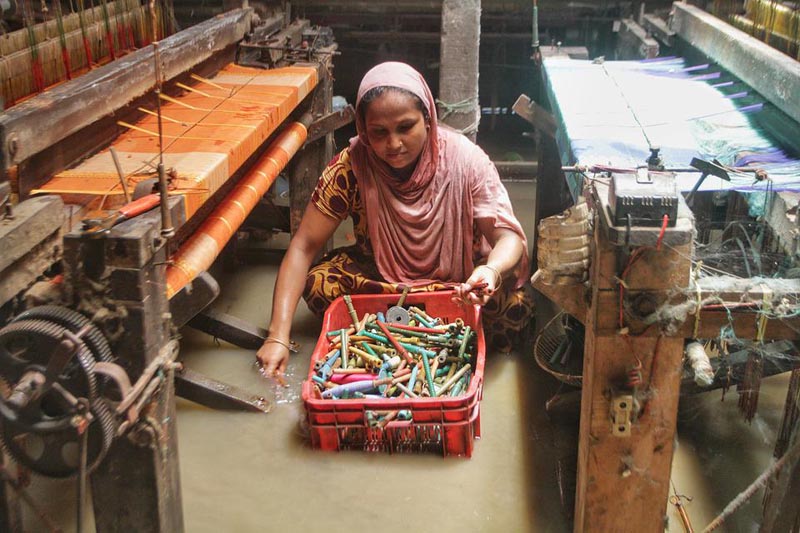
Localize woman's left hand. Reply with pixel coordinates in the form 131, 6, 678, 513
453, 264, 502, 306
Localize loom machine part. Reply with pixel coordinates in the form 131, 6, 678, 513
526, 2, 800, 529
0, 305, 135, 478
0, 0, 347, 526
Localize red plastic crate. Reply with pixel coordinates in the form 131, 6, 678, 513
302, 290, 485, 457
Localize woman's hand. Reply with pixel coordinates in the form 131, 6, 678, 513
454, 264, 502, 306
256, 339, 291, 376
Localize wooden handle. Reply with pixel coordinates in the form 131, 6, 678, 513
119, 193, 160, 218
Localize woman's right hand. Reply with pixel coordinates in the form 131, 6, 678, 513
257, 341, 291, 376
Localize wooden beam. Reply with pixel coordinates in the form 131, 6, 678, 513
616, 18, 659, 60
671, 2, 800, 125
289, 50, 336, 235
642, 14, 675, 47
594, 276, 800, 340
761, 386, 800, 532
512, 94, 557, 138
0, 8, 252, 169
533, 279, 588, 324
438, 0, 480, 141
574, 205, 688, 532
175, 368, 270, 412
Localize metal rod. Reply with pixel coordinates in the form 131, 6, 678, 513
109, 147, 131, 203
76, 407, 88, 533
116, 340, 178, 415
149, 0, 173, 238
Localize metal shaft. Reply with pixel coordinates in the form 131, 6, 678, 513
149, 0, 173, 238
76, 415, 88, 533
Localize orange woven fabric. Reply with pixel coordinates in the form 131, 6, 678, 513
34, 64, 318, 220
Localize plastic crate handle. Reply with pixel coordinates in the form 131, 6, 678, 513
383, 419, 414, 429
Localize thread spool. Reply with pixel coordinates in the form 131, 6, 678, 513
685, 342, 714, 387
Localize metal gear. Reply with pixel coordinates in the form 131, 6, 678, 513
13, 305, 121, 401
0, 318, 116, 477
12, 305, 114, 363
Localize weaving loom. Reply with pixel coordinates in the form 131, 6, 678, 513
543, 56, 800, 198
0, 6, 343, 530
528, 3, 800, 531
0, 0, 175, 107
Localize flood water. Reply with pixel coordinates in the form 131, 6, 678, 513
20, 183, 796, 532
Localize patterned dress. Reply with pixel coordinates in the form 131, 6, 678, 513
304, 148, 534, 351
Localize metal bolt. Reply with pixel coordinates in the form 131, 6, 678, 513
7, 134, 18, 160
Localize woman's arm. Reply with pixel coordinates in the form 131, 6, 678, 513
455, 220, 524, 306
257, 203, 340, 375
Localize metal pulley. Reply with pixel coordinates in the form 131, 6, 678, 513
0, 307, 118, 478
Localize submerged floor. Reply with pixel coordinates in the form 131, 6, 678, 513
22, 182, 795, 532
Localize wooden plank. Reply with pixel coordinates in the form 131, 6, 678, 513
0, 8, 253, 169
512, 94, 557, 138
642, 14, 675, 47
616, 18, 659, 60
438, 0, 480, 141
594, 276, 800, 339
595, 290, 800, 339
533, 280, 587, 324
187, 309, 266, 350
763, 191, 800, 259
672, 2, 800, 125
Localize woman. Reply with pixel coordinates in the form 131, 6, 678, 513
258, 61, 532, 376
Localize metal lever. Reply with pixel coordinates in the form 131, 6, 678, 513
81, 194, 161, 237
685, 158, 730, 206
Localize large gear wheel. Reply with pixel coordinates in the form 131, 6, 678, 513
12, 306, 114, 364
0, 317, 116, 478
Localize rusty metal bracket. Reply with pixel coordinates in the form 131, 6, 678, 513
305, 104, 355, 146
175, 368, 270, 413
169, 271, 220, 328
187, 308, 267, 350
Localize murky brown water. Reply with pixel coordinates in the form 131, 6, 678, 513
19, 183, 795, 532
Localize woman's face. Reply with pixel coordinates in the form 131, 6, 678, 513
363, 90, 428, 174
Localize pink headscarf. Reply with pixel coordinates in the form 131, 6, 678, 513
349, 62, 529, 287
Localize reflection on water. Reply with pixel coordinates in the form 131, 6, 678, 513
255, 363, 301, 405
670, 373, 791, 533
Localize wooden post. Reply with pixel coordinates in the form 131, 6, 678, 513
438, 0, 480, 142
574, 210, 692, 532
